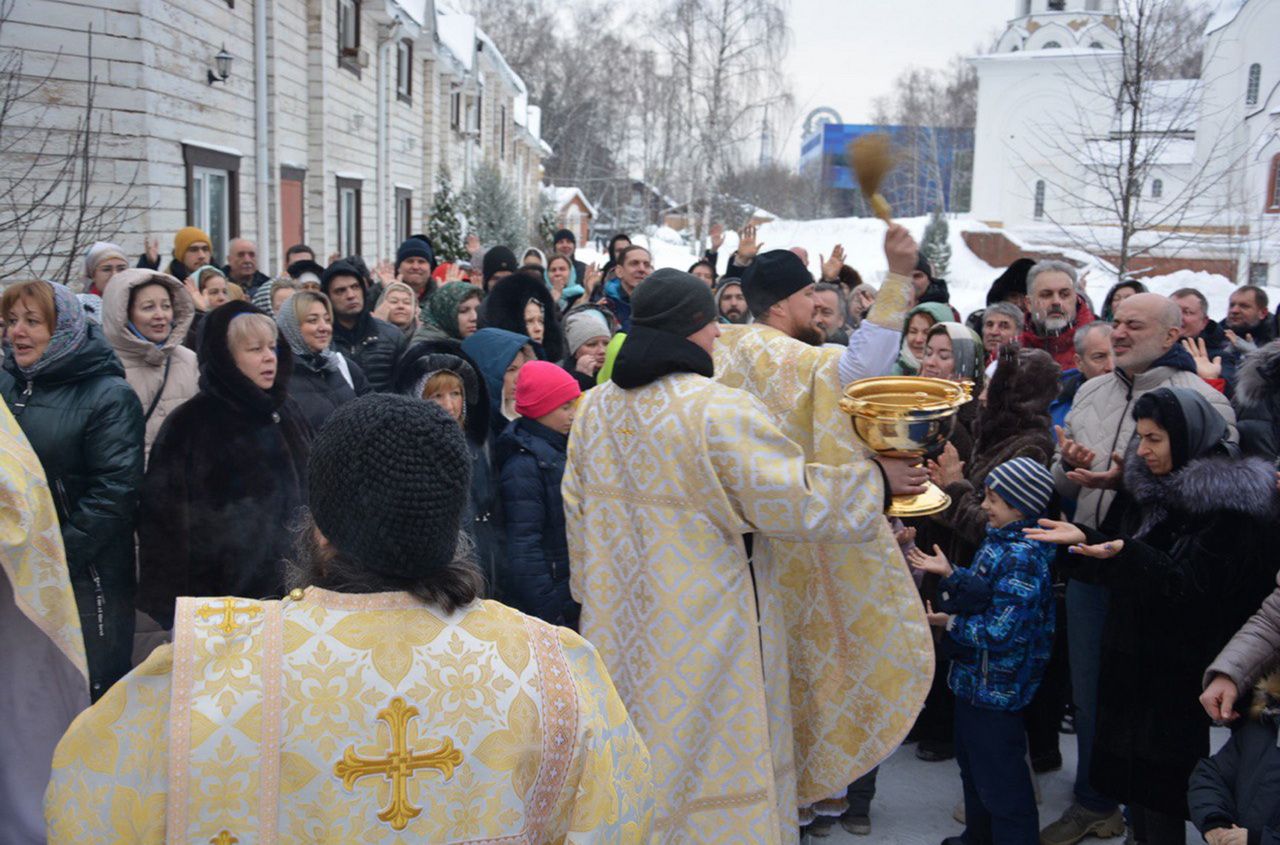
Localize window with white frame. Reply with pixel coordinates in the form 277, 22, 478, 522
337, 177, 362, 256
338, 0, 360, 74
1033, 180, 1046, 219
183, 144, 240, 263
395, 188, 412, 241
1246, 63, 1261, 106
396, 39, 412, 102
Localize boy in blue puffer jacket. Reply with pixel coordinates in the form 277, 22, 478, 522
909, 456, 1057, 845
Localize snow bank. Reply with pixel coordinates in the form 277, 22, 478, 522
1138, 270, 1236, 319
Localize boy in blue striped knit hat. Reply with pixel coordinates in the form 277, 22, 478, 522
909, 456, 1057, 845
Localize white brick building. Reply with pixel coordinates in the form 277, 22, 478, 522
0, 0, 546, 276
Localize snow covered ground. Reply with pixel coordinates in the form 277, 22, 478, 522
577, 215, 1240, 323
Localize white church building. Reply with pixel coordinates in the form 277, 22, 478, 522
969, 0, 1280, 286
0, 0, 547, 276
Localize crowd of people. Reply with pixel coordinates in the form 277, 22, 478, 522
5, 219, 1280, 845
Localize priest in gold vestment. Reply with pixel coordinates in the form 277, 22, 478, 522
564, 269, 931, 844
1, 403, 90, 844
713, 230, 934, 817
47, 395, 654, 844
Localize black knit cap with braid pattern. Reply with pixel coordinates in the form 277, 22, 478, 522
309, 394, 471, 577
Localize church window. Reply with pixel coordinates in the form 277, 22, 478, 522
1151, 179, 1163, 199
1246, 64, 1261, 106
1044, 41, 1062, 49
1089, 41, 1104, 48
1034, 180, 1046, 219
1048, 0, 1066, 10
1267, 154, 1280, 212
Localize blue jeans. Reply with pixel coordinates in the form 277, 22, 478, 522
1065, 579, 1116, 813
954, 699, 1039, 845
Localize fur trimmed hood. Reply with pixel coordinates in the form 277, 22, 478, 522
1249, 670, 1280, 722
1234, 339, 1280, 408
481, 271, 564, 363
1123, 442, 1278, 537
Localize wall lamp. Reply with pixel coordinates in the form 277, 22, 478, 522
207, 45, 232, 84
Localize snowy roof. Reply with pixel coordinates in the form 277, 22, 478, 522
436, 13, 475, 72
526, 105, 542, 140
389, 0, 427, 28
476, 27, 526, 95
970, 46, 1120, 63
543, 186, 598, 218
1205, 0, 1247, 35
1116, 80, 1199, 134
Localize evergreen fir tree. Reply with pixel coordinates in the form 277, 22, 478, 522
922, 208, 952, 279
426, 168, 467, 261
463, 163, 527, 252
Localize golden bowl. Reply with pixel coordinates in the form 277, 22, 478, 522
840, 377, 973, 457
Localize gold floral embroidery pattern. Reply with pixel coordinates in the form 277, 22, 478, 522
333, 697, 463, 831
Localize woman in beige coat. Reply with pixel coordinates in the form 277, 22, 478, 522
101, 269, 199, 460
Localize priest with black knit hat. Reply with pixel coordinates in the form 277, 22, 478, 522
48, 393, 657, 843
709, 223, 938, 835
564, 256, 934, 841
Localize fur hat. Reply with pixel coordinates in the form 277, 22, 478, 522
481, 271, 564, 362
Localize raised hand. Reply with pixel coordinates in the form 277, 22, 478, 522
1056, 425, 1097, 470
374, 259, 395, 282
907, 544, 953, 578
183, 276, 209, 312
820, 245, 846, 281
736, 224, 761, 261
709, 223, 724, 252
1022, 518, 1087, 547
1182, 337, 1223, 380
145, 236, 160, 266
1066, 450, 1124, 490
924, 600, 950, 628
583, 262, 602, 292
444, 263, 464, 283
883, 223, 918, 278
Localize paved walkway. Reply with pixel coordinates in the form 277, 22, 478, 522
810, 728, 1226, 844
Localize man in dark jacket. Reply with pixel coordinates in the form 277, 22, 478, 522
222, 238, 270, 297
395, 235, 436, 303
1225, 285, 1276, 348
1173, 287, 1240, 390
552, 228, 588, 285
600, 245, 652, 332
323, 260, 406, 392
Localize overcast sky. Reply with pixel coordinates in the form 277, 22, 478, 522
775, 0, 1013, 161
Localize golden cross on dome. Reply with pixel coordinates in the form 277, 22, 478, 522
195, 598, 262, 635
210, 832, 238, 845
334, 697, 463, 831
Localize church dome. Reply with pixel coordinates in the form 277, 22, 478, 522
995, 0, 1121, 53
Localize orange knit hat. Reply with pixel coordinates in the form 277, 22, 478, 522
173, 226, 212, 260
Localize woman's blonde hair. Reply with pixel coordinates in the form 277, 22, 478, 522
226, 311, 277, 350
421, 370, 464, 400
227, 281, 246, 301
290, 289, 333, 323
0, 280, 56, 327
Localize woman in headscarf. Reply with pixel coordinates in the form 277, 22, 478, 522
81, 241, 130, 296
100, 269, 200, 461
371, 280, 420, 337
414, 281, 482, 343
482, 271, 565, 363
1027, 388, 1278, 845
138, 302, 312, 630
183, 265, 232, 349
276, 289, 370, 432
522, 247, 547, 268
249, 275, 299, 316
393, 339, 503, 598
0, 281, 144, 701
892, 302, 955, 375
546, 253, 585, 313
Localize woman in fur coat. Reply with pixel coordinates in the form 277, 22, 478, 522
481, 271, 565, 364
1027, 387, 1279, 843
137, 302, 312, 629
1232, 338, 1280, 462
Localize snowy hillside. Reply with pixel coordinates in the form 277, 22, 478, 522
576, 215, 1239, 322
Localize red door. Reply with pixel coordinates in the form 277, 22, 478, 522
280, 176, 304, 264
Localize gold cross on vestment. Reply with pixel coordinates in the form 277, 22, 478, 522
195, 598, 262, 635
210, 832, 238, 845
334, 697, 463, 831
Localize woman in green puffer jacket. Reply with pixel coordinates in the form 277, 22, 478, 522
0, 280, 144, 702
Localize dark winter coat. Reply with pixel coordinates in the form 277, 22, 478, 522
935, 345, 1060, 554
1019, 297, 1096, 372
1188, 672, 1280, 845
1189, 318, 1241, 391
601, 277, 634, 333
222, 266, 271, 297
0, 323, 145, 700
461, 328, 532, 443
494, 418, 579, 629
1072, 447, 1280, 818
331, 311, 406, 392
285, 355, 370, 433
138, 302, 312, 629
393, 339, 504, 598
937, 519, 1056, 712
481, 271, 565, 363
1050, 368, 1086, 432
1233, 340, 1280, 462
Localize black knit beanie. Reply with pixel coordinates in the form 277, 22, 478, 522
482, 246, 519, 283
553, 228, 576, 245
309, 394, 472, 578
631, 268, 716, 337
741, 250, 814, 317
396, 237, 434, 271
